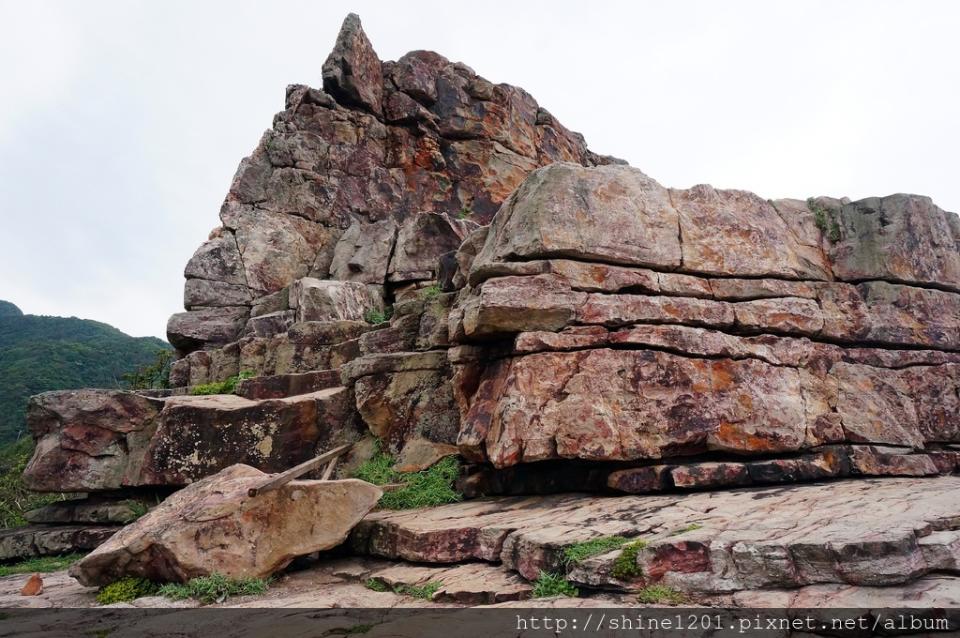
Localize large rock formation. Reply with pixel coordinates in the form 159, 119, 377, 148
167, 12, 615, 355
448, 163, 960, 481
16, 11, 960, 609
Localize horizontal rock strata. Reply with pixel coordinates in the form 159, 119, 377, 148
352, 476, 960, 593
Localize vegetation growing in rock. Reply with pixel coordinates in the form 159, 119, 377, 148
189, 371, 254, 395
807, 198, 842, 243
421, 284, 442, 299
0, 552, 83, 577
96, 577, 160, 604
636, 584, 687, 605
531, 571, 579, 598
364, 307, 393, 325
562, 535, 630, 565
122, 349, 174, 390
157, 573, 270, 604
0, 439, 68, 528
669, 523, 703, 536
0, 300, 171, 443
393, 581, 441, 600
363, 578, 390, 592
351, 442, 462, 509
611, 539, 648, 580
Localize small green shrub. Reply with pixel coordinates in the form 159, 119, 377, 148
364, 307, 394, 325
669, 523, 702, 536
636, 584, 687, 605
122, 349, 174, 390
189, 371, 254, 396
531, 571, 579, 598
420, 285, 441, 300
0, 552, 83, 577
364, 578, 389, 592
158, 573, 269, 605
394, 581, 441, 600
96, 577, 159, 604
807, 198, 842, 243
611, 539, 648, 580
123, 500, 150, 522
457, 206, 472, 220
563, 536, 630, 566
351, 442, 462, 510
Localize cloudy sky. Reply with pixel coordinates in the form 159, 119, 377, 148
1, 1, 958, 339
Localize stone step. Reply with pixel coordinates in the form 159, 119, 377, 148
234, 370, 342, 400
350, 476, 960, 595
0, 525, 118, 562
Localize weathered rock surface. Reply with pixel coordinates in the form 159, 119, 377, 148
25, 496, 157, 525
353, 476, 960, 594
23, 387, 362, 492
168, 15, 612, 355
0, 525, 118, 561
70, 464, 382, 586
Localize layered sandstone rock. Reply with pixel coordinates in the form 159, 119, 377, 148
167, 13, 613, 355
449, 162, 960, 473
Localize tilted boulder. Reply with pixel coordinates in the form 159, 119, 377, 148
70, 464, 382, 585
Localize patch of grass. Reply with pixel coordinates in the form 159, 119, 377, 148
394, 581, 441, 600
531, 571, 579, 598
563, 536, 630, 566
0, 552, 83, 577
157, 573, 269, 605
364, 306, 394, 325
420, 284, 441, 300
96, 577, 159, 605
189, 371, 254, 396
636, 584, 687, 605
351, 442, 462, 510
807, 197, 842, 243
124, 500, 150, 522
457, 206, 472, 220
0, 439, 71, 528
611, 539, 648, 580
363, 578, 389, 592
669, 523, 702, 536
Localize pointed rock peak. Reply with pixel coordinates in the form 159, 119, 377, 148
322, 13, 384, 115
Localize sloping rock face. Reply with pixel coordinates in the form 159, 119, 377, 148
449, 163, 960, 475
70, 464, 382, 585
168, 12, 613, 355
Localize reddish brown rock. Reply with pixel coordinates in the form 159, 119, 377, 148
20, 575, 43, 597
322, 14, 384, 115
23, 390, 163, 492
387, 212, 477, 283
460, 349, 810, 468
606, 466, 672, 493
849, 446, 939, 477
669, 462, 751, 490
234, 370, 342, 400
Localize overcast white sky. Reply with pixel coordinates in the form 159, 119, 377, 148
1, 1, 958, 339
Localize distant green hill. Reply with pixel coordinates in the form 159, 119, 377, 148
0, 301, 171, 443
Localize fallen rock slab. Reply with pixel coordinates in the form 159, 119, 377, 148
70, 464, 382, 586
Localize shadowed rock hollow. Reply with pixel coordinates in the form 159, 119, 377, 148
14, 13, 960, 610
